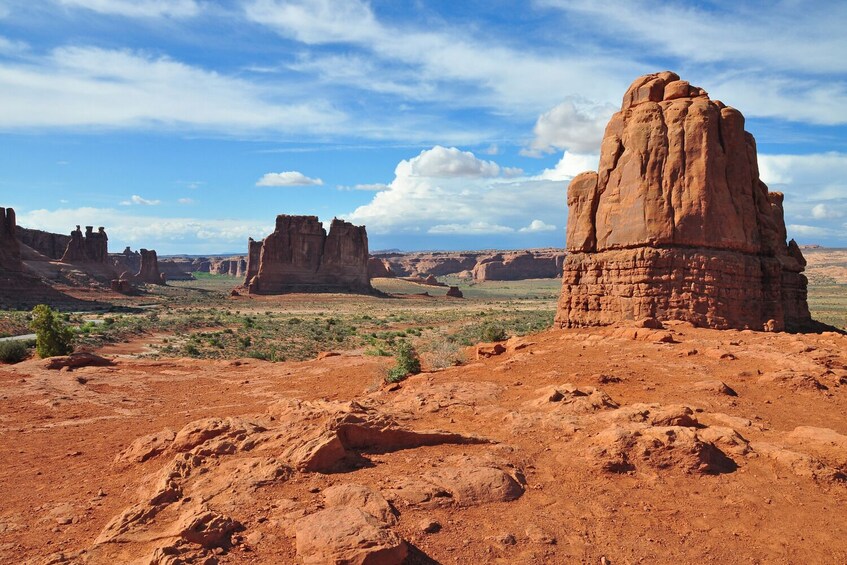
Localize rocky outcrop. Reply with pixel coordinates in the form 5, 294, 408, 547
245, 238, 261, 281
246, 216, 371, 294
556, 71, 812, 331
473, 250, 564, 281
372, 249, 565, 281
16, 227, 71, 260
157, 258, 196, 281
60, 225, 109, 264
136, 249, 165, 284
0, 207, 22, 272
367, 256, 395, 278
446, 286, 464, 298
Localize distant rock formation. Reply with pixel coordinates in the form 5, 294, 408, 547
446, 286, 464, 298
246, 215, 371, 294
556, 71, 811, 331
137, 249, 165, 284
473, 250, 564, 281
61, 225, 109, 264
371, 249, 564, 281
0, 207, 22, 272
16, 227, 71, 260
367, 256, 395, 278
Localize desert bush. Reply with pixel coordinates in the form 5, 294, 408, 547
30, 304, 73, 358
480, 324, 507, 342
422, 338, 465, 369
0, 341, 29, 364
386, 341, 421, 383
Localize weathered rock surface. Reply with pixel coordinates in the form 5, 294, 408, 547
373, 249, 565, 281
473, 250, 564, 281
136, 249, 165, 284
446, 285, 464, 298
557, 71, 812, 331
0, 207, 22, 272
246, 215, 371, 294
367, 256, 395, 278
61, 225, 109, 264
16, 226, 70, 260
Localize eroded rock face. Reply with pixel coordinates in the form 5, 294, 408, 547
61, 225, 109, 264
367, 256, 395, 278
0, 207, 22, 272
137, 249, 165, 284
246, 215, 371, 294
16, 227, 71, 260
472, 250, 564, 281
557, 72, 811, 331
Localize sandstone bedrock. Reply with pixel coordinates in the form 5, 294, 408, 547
557, 71, 811, 331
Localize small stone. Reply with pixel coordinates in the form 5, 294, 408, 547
419, 519, 441, 534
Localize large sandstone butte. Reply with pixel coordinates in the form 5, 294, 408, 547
0, 207, 22, 272
246, 215, 371, 294
557, 71, 811, 331
60, 225, 109, 264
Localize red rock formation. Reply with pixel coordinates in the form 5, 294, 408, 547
367, 256, 395, 278
16, 227, 71, 260
0, 207, 22, 272
61, 225, 109, 264
136, 249, 165, 284
557, 72, 811, 331
473, 250, 564, 281
246, 215, 371, 294
446, 286, 464, 298
245, 238, 262, 283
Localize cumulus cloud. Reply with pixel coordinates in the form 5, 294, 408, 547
16, 206, 273, 254
536, 151, 599, 181
256, 171, 324, 187
811, 203, 843, 220
347, 146, 566, 237
519, 219, 556, 233
524, 100, 616, 155
57, 0, 200, 18
121, 194, 161, 206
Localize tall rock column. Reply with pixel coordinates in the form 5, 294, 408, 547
556, 72, 811, 331
0, 207, 22, 272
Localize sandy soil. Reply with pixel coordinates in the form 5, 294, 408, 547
1, 322, 846, 564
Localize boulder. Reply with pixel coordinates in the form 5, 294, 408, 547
556, 72, 812, 331
446, 286, 463, 298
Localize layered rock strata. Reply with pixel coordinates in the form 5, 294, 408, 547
61, 225, 109, 263
246, 216, 371, 294
473, 250, 564, 281
556, 71, 811, 331
16, 227, 71, 260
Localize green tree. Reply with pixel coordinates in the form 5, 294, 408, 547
30, 304, 73, 358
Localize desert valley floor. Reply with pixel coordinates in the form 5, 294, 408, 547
1, 272, 846, 564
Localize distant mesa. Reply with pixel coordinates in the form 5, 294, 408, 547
244, 215, 372, 294
556, 71, 812, 331
370, 249, 565, 282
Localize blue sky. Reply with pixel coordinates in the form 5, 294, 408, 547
0, 0, 845, 254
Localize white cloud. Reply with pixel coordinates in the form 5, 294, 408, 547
178, 197, 194, 205
519, 219, 556, 233
0, 36, 28, 55
121, 194, 161, 206
338, 183, 390, 191
0, 46, 344, 131
536, 151, 599, 181
524, 99, 616, 155
786, 224, 841, 238
401, 145, 506, 178
16, 206, 273, 254
57, 0, 200, 18
811, 203, 843, 220
429, 222, 515, 235
256, 171, 323, 187
347, 146, 566, 236
758, 152, 847, 200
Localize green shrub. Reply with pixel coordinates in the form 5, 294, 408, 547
30, 305, 73, 358
385, 341, 421, 383
480, 324, 507, 342
0, 341, 29, 364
